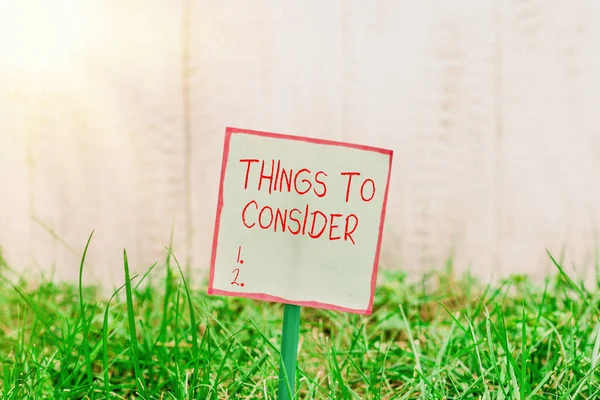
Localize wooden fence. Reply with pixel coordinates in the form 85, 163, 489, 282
1, 0, 599, 288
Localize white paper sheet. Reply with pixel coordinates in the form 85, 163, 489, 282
208, 127, 393, 314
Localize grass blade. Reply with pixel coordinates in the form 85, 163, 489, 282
546, 250, 589, 305
399, 305, 426, 399
122, 249, 146, 397
520, 303, 529, 399
102, 279, 133, 398
467, 315, 491, 400
170, 251, 200, 397
78, 230, 95, 387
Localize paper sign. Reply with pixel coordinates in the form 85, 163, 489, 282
208, 127, 393, 315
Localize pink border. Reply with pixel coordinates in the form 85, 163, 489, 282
208, 126, 394, 315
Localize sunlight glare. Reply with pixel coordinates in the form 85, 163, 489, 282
1, 0, 91, 76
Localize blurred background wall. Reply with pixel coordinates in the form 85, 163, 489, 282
1, 0, 599, 288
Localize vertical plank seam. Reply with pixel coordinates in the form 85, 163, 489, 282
182, 0, 193, 277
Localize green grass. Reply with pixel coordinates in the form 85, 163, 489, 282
0, 246, 599, 399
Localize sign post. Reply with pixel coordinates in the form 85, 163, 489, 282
208, 127, 393, 398
277, 304, 301, 399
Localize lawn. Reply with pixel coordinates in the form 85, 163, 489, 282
0, 244, 599, 399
